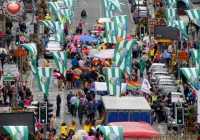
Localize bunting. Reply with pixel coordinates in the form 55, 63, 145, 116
102, 0, 113, 18
165, 8, 177, 27
185, 9, 200, 27
3, 126, 28, 140
21, 43, 37, 65
174, 21, 188, 39
166, 0, 177, 8
48, 2, 62, 22
63, 0, 74, 16
104, 22, 117, 43
59, 9, 72, 25
108, 0, 122, 14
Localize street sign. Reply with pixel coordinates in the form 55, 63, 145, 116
20, 35, 26, 42
11, 49, 26, 56
3, 64, 18, 81
148, 18, 166, 34
178, 52, 189, 60
27, 25, 34, 34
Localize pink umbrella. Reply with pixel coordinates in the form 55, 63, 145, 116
52, 72, 60, 77
126, 35, 133, 40
74, 35, 85, 43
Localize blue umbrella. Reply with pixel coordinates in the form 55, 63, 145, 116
80, 36, 98, 43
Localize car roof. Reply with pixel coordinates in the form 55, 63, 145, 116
171, 92, 183, 95
138, 6, 147, 10
161, 85, 177, 89
158, 76, 172, 79
153, 72, 168, 74
152, 63, 165, 66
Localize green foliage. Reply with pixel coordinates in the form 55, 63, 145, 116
136, 17, 148, 35
28, 134, 37, 140
23, 58, 29, 72
155, 7, 165, 18
12, 106, 23, 110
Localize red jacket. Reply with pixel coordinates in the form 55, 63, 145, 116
0, 31, 3, 40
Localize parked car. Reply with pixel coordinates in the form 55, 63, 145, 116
133, 11, 148, 24
154, 80, 176, 90
149, 71, 169, 85
148, 63, 166, 75
160, 86, 179, 98
44, 40, 63, 58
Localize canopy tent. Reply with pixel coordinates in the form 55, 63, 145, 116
3, 126, 29, 140
99, 126, 123, 140
89, 49, 114, 58
94, 82, 126, 92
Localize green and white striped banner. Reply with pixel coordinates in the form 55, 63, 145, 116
190, 49, 199, 69
105, 67, 122, 97
3, 126, 28, 140
29, 61, 37, 75
51, 52, 67, 76
112, 15, 128, 39
166, 0, 177, 8
165, 8, 177, 27
104, 22, 117, 43
40, 20, 56, 34
180, 68, 199, 89
21, 43, 37, 65
63, 0, 74, 16
59, 9, 72, 25
125, 51, 133, 75
114, 40, 136, 71
48, 2, 62, 22
53, 21, 64, 42
36, 67, 52, 97
102, 0, 113, 18
174, 21, 188, 39
182, 0, 192, 9
108, 0, 122, 14
185, 9, 200, 27
99, 126, 123, 140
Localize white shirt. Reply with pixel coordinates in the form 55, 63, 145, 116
168, 45, 172, 52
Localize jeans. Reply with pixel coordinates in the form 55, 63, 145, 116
89, 113, 94, 121
56, 105, 60, 116
71, 105, 76, 117
78, 113, 83, 124
81, 16, 87, 23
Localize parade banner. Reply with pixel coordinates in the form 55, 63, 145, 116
59, 9, 72, 25
48, 2, 62, 22
104, 22, 117, 43
21, 43, 37, 65
63, 0, 74, 16
180, 68, 199, 90
99, 126, 123, 140
185, 9, 200, 27
182, 0, 192, 9
3, 126, 28, 140
114, 40, 136, 71
51, 52, 68, 76
105, 68, 122, 97
29, 61, 37, 75
165, 8, 177, 27
36, 67, 52, 97
88, 49, 114, 58
166, 0, 177, 8
174, 21, 188, 39
141, 78, 151, 94
102, 0, 113, 18
124, 52, 132, 75
53, 21, 64, 42
40, 20, 55, 33
190, 49, 198, 69
108, 0, 122, 14
112, 15, 128, 40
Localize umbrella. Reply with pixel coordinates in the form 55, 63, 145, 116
80, 36, 98, 43
52, 72, 61, 77
75, 130, 88, 136
126, 35, 133, 40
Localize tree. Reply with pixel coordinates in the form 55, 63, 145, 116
155, 7, 165, 18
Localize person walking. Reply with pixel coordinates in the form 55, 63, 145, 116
67, 90, 73, 112
70, 94, 77, 117
88, 101, 95, 121
78, 20, 83, 34
50, 115, 57, 135
64, 22, 69, 36
155, 100, 163, 125
81, 9, 87, 23
78, 98, 86, 125
56, 93, 61, 117
0, 50, 7, 68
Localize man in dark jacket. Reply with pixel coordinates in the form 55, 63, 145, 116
0, 50, 7, 68
56, 93, 61, 117
67, 90, 73, 112
81, 9, 87, 23
78, 98, 85, 124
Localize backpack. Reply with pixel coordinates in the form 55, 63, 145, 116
88, 105, 95, 114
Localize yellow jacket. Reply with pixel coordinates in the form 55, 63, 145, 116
150, 48, 155, 56
84, 125, 91, 133
62, 16, 67, 23
45, 15, 52, 20
60, 126, 68, 136
69, 124, 76, 131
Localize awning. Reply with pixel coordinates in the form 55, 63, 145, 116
180, 68, 199, 90
156, 39, 171, 43
99, 126, 123, 140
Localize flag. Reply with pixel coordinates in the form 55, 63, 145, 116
165, 8, 177, 27
102, 0, 113, 18
126, 81, 137, 91
3, 126, 28, 140
63, 0, 74, 16
53, 21, 64, 42
105, 68, 122, 97
21, 43, 37, 65
48, 2, 62, 22
141, 53, 148, 61
180, 68, 199, 90
112, 15, 128, 40
29, 61, 37, 75
74, 97, 79, 108
99, 126, 123, 140
73, 68, 82, 79
185, 9, 200, 27
51, 52, 67, 76
104, 22, 117, 43
136, 82, 142, 88
108, 0, 122, 14
101, 112, 105, 125
36, 67, 52, 97
40, 20, 56, 33
114, 40, 136, 70
190, 49, 198, 68
59, 9, 72, 26
141, 78, 151, 94
166, 0, 177, 8
124, 51, 132, 75
174, 21, 188, 39
182, 0, 192, 9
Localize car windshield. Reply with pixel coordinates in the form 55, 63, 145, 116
162, 87, 178, 93
160, 81, 174, 85
152, 65, 165, 69
153, 73, 168, 77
